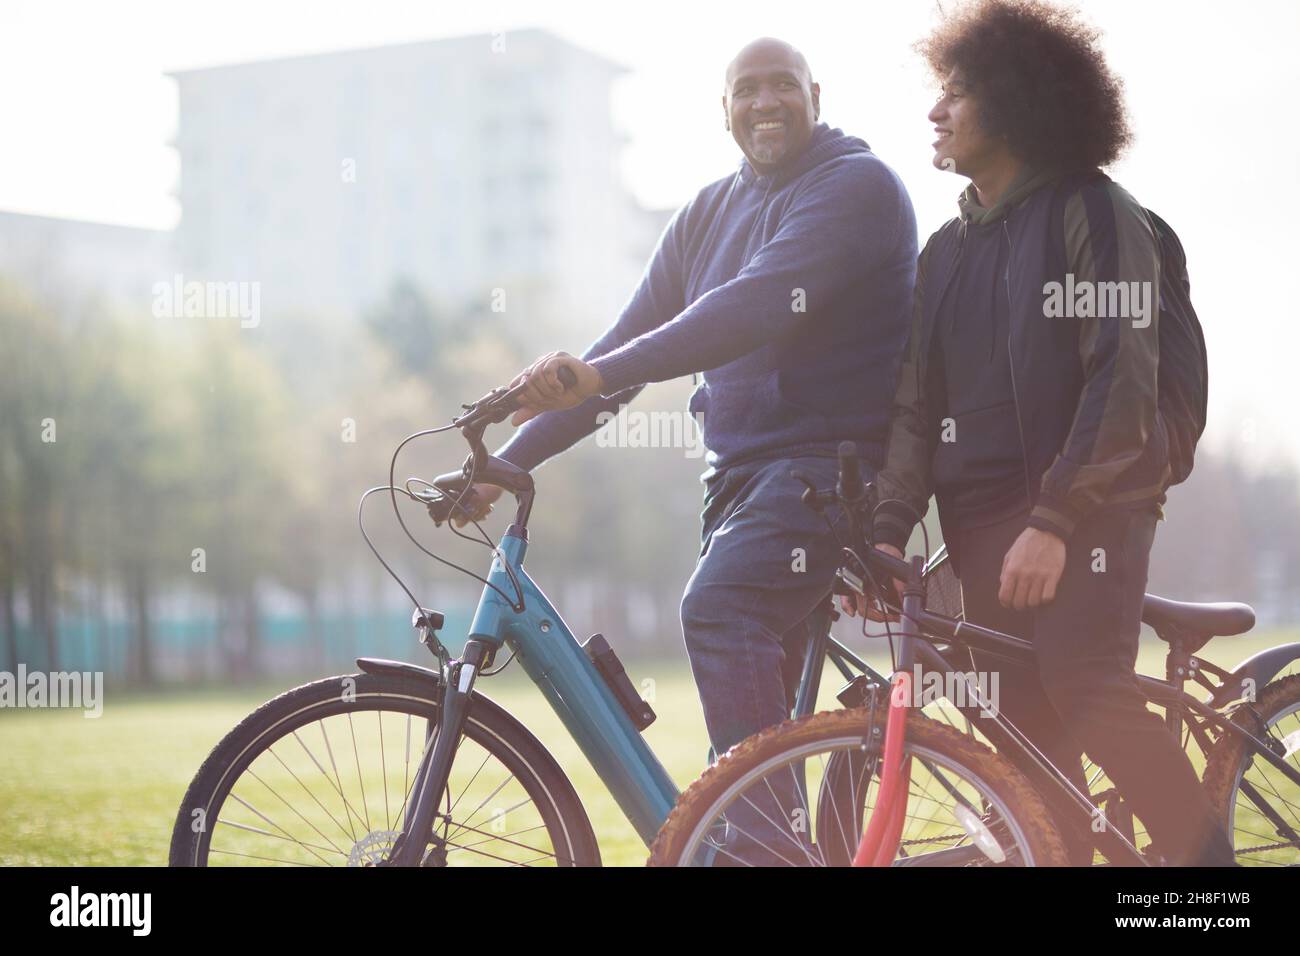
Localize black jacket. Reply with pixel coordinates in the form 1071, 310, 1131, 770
873, 168, 1170, 550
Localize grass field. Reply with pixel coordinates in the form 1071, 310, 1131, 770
1, 632, 1295, 866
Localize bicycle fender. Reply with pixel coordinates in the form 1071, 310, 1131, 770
356, 656, 443, 684
1209, 643, 1300, 707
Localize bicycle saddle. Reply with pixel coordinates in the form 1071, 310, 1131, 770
1141, 594, 1255, 640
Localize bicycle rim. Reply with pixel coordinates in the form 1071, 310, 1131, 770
1225, 698, 1300, 866
186, 687, 583, 866
673, 733, 1042, 866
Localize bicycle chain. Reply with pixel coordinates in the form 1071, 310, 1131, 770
1237, 838, 1300, 855
899, 830, 966, 848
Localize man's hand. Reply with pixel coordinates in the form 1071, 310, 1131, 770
451, 483, 502, 528
509, 352, 604, 426
839, 543, 905, 622
998, 527, 1066, 610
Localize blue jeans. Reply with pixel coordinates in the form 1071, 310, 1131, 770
679, 454, 853, 864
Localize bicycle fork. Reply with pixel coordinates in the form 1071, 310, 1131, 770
853, 557, 925, 867
853, 670, 913, 866
384, 639, 492, 867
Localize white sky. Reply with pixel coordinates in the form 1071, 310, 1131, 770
2, 0, 1298, 465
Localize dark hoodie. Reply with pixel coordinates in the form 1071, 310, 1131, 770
496, 123, 917, 475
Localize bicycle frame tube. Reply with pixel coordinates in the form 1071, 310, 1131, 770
825, 635, 890, 685
794, 600, 896, 715
792, 628, 828, 718
918, 605, 1300, 795
467, 528, 680, 845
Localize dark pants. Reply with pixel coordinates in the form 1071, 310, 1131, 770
681, 454, 843, 759
952, 506, 1235, 866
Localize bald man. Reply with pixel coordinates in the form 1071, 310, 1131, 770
474, 37, 916, 780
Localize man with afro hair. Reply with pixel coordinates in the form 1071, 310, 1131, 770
849, 0, 1235, 866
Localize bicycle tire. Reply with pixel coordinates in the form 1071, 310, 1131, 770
648, 707, 1069, 866
1201, 672, 1300, 866
169, 672, 600, 867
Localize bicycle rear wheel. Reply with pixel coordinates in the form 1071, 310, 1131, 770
1202, 672, 1300, 866
648, 708, 1069, 866
169, 673, 599, 867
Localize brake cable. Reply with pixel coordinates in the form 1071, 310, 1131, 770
383, 420, 525, 612
823, 487, 930, 672
358, 484, 431, 613
865, 497, 930, 672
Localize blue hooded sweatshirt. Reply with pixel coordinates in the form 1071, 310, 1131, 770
496, 123, 917, 476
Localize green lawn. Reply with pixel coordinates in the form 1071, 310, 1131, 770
1, 632, 1295, 867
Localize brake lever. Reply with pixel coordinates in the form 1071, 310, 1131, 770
832, 566, 864, 597
423, 491, 454, 527
790, 471, 819, 511
790, 468, 836, 514
425, 486, 483, 527
835, 557, 902, 617
453, 389, 510, 428
415, 463, 479, 527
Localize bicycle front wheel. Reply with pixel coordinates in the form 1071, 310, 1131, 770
648, 708, 1069, 867
169, 673, 600, 867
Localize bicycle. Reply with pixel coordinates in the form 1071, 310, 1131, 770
169, 372, 940, 866
648, 443, 1300, 866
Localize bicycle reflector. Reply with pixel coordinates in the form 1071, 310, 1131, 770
953, 803, 1008, 864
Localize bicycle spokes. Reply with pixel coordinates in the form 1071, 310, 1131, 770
1230, 706, 1300, 865
206, 709, 561, 867
689, 736, 1034, 867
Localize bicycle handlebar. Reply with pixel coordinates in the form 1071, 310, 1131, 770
863, 539, 914, 588
822, 445, 918, 595
836, 441, 865, 505
453, 365, 578, 430
422, 365, 580, 526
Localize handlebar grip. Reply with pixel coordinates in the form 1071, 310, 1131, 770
496, 363, 579, 418
501, 362, 579, 411
865, 546, 913, 587
455, 363, 583, 429
837, 441, 864, 503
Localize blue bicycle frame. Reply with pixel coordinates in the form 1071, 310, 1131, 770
469, 527, 680, 844
456, 525, 892, 847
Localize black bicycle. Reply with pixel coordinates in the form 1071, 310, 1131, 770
650, 443, 1300, 866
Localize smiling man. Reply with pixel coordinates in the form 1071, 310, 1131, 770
465, 38, 916, 781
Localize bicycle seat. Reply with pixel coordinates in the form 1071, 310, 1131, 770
1141, 594, 1255, 640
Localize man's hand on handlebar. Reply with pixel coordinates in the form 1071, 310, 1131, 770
840, 543, 906, 622
451, 483, 503, 528
508, 352, 603, 425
